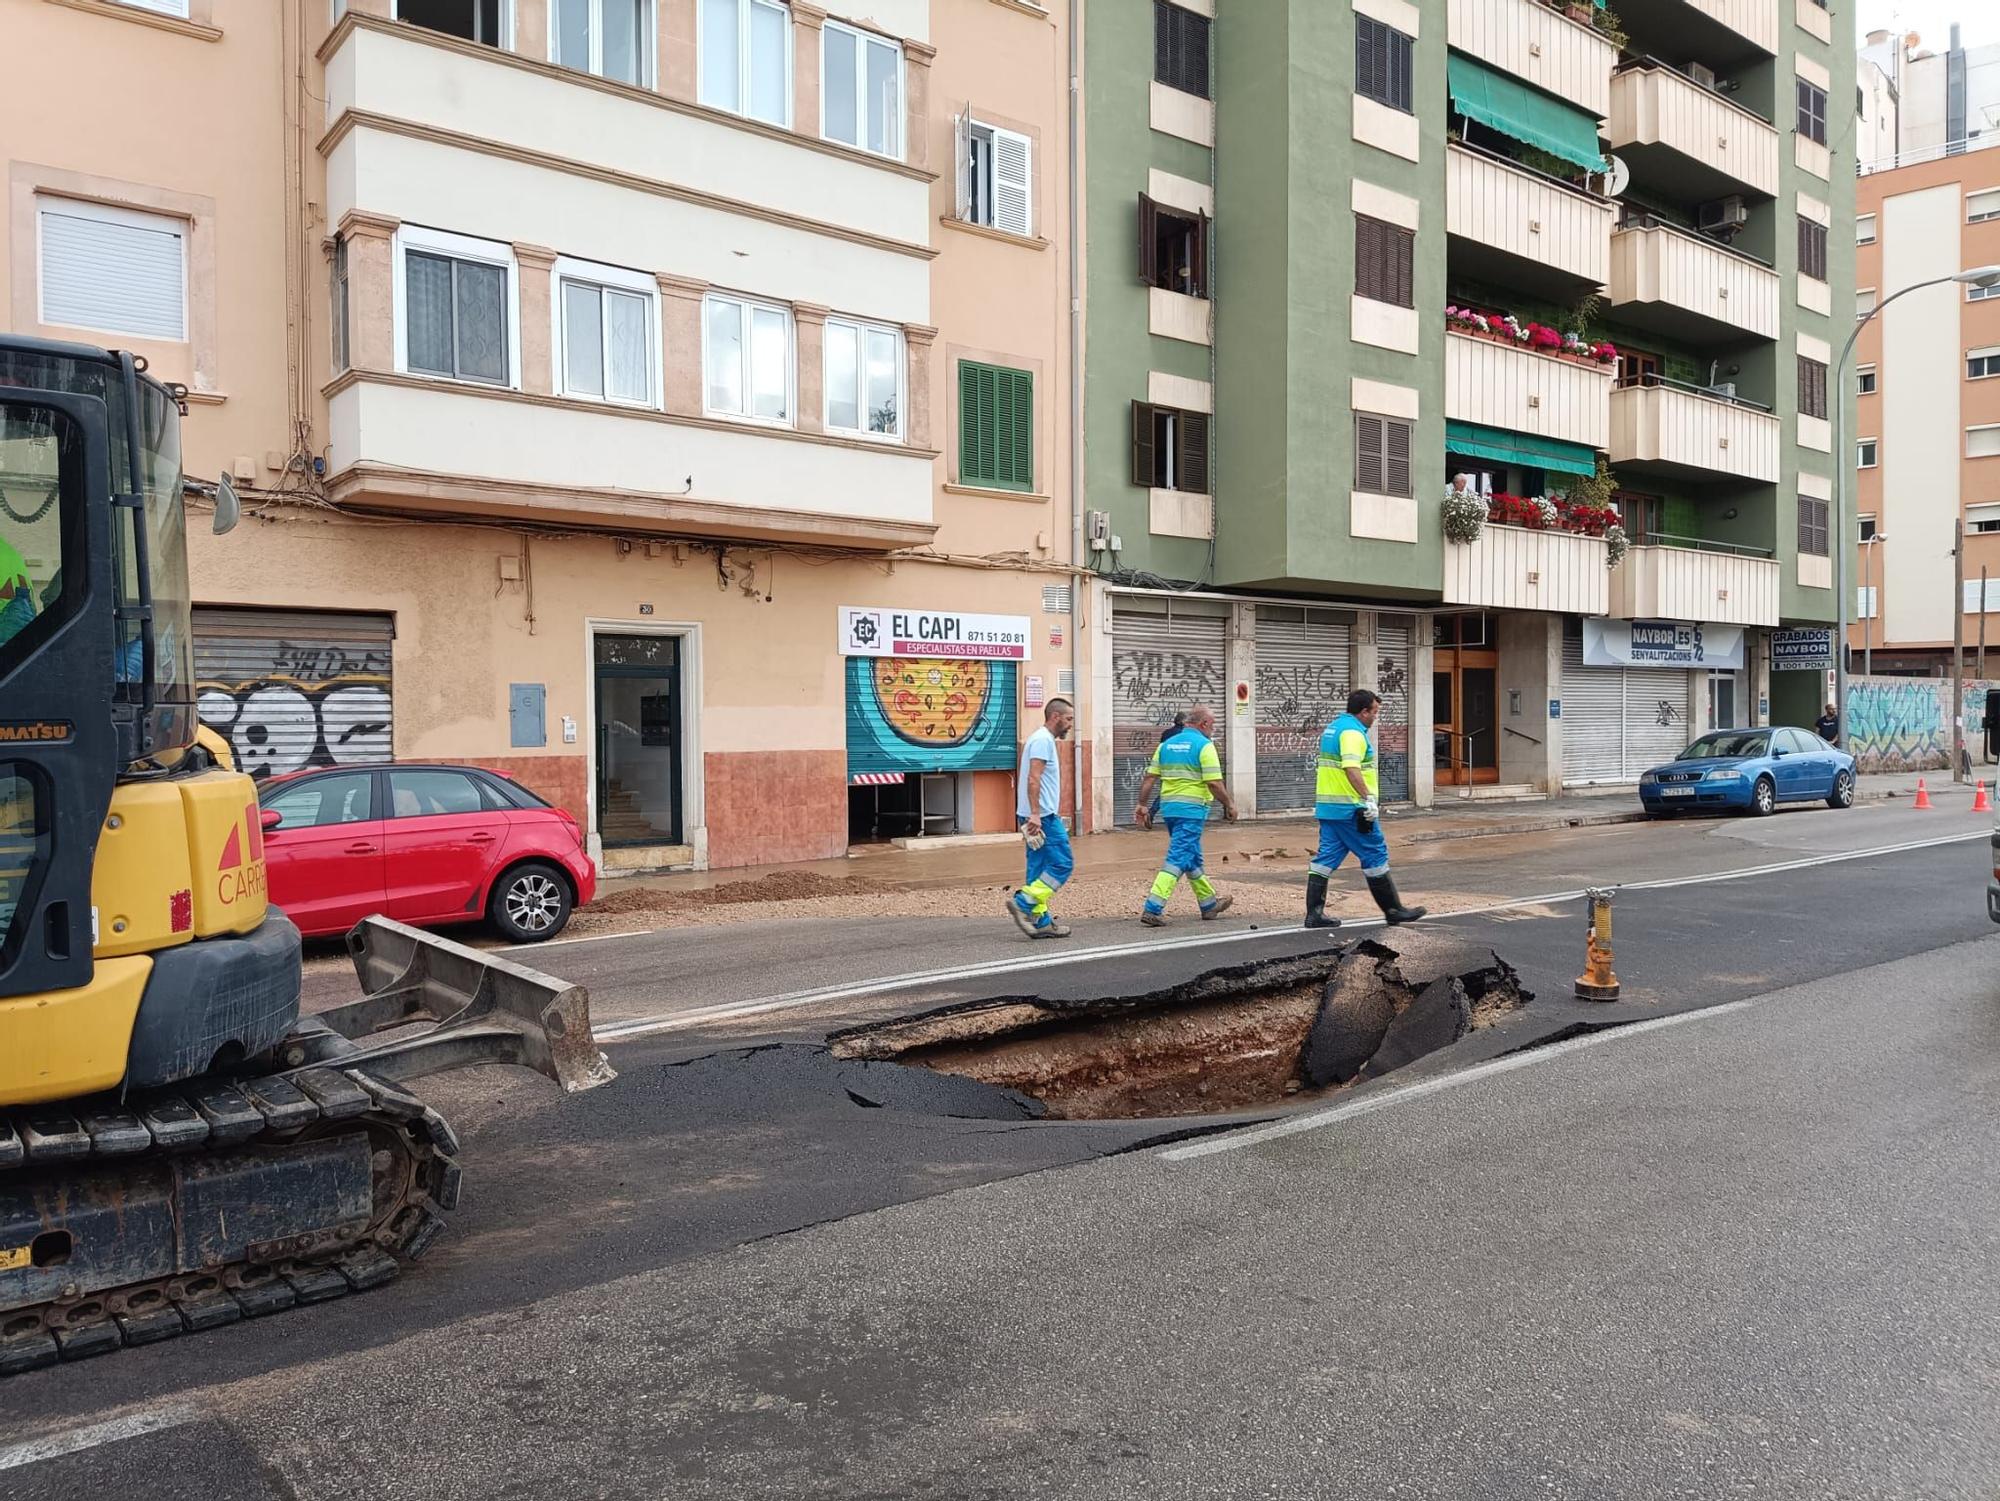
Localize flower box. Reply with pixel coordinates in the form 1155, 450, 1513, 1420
1445, 306, 1618, 369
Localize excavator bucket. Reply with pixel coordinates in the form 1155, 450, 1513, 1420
294, 917, 617, 1094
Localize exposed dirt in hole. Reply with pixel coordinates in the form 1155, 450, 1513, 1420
830, 942, 1533, 1121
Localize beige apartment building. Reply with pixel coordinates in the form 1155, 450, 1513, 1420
2, 0, 1075, 871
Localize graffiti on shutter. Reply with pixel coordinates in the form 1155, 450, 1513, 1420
1375, 617, 1414, 802
1254, 608, 1353, 814
195, 608, 393, 779
1112, 603, 1228, 826
1560, 625, 1693, 783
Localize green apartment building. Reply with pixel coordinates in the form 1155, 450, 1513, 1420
1080, 0, 1854, 822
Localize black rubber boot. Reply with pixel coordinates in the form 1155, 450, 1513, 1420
1367, 873, 1426, 925
1303, 873, 1342, 929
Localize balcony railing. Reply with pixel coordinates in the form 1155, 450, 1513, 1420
1444, 522, 1610, 615
1608, 219, 1780, 341
1608, 61, 1780, 199
1447, 0, 1618, 120
1609, 541, 1781, 626
1448, 142, 1617, 289
1609, 378, 1779, 482
1446, 329, 1613, 452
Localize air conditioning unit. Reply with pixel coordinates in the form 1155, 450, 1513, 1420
1697, 196, 1749, 234
1708, 381, 1738, 400
1688, 61, 1718, 90
1086, 509, 1112, 549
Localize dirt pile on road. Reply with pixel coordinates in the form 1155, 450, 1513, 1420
592, 871, 897, 915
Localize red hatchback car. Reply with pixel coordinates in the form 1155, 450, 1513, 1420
257, 763, 596, 943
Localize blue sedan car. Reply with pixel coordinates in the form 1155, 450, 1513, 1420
1639, 727, 1857, 818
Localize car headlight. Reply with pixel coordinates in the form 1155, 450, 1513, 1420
1640, 772, 1657, 785
1705, 769, 1744, 782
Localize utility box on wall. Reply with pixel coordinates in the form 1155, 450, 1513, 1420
509, 683, 547, 748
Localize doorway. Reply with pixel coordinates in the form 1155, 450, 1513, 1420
1433, 613, 1500, 786
1707, 669, 1743, 732
594, 633, 684, 847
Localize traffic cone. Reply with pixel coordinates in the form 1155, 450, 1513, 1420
1913, 777, 1934, 810
1975, 781, 1993, 814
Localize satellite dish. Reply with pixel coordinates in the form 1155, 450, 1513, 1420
1603, 154, 1631, 198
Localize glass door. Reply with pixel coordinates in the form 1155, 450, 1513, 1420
594, 634, 683, 847
1432, 614, 1501, 786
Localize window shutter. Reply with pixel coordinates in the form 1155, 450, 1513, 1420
38, 202, 187, 341
1354, 413, 1385, 493
1003, 368, 1034, 489
1138, 194, 1160, 288
1390, 28, 1414, 111
994, 127, 1033, 237
1154, 0, 1173, 86
1192, 211, 1211, 299
960, 361, 991, 483
1131, 401, 1158, 487
1355, 15, 1381, 103
1384, 418, 1412, 498
1178, 410, 1210, 493
1391, 224, 1414, 308
954, 112, 971, 222
1354, 216, 1380, 302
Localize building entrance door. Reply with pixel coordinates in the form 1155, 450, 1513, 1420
594, 634, 683, 847
1432, 613, 1500, 786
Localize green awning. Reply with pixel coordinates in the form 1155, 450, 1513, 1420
1445, 420, 1599, 478
1447, 54, 1609, 174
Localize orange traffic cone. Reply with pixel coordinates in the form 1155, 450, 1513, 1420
1975, 781, 1993, 814
1913, 777, 1934, 810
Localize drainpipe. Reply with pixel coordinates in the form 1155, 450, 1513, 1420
1068, 0, 1085, 829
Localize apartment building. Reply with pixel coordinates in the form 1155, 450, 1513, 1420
2, 0, 1073, 872
1852, 35, 2000, 678
1081, 0, 1853, 823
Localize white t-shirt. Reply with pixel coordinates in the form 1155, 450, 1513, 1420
1017, 726, 1061, 818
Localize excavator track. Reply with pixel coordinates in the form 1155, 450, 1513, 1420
0, 1062, 461, 1377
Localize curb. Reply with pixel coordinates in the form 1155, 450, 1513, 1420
1404, 810, 1646, 845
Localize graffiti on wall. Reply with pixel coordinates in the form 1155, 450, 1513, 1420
1843, 676, 1998, 773
197, 642, 392, 779
844, 657, 1018, 776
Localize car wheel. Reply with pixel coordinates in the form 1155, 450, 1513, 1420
1827, 769, 1854, 809
490, 861, 573, 942
1750, 776, 1776, 817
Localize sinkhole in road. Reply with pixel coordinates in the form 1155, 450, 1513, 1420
828, 941, 1532, 1121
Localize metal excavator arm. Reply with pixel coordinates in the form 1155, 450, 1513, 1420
287, 917, 618, 1095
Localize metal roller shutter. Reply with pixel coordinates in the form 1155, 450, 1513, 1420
1254, 607, 1352, 814
1376, 615, 1414, 803
194, 607, 394, 779
1561, 626, 1626, 785
1623, 669, 1694, 773
1111, 602, 1228, 826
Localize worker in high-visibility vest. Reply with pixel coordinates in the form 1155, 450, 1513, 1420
1305, 688, 1425, 929
1133, 704, 1236, 927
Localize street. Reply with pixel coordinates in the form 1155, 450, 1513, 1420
4, 801, 1998, 1499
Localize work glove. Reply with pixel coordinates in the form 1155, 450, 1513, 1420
1361, 799, 1381, 823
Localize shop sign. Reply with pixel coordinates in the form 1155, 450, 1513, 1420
1771, 628, 1835, 672
1581, 619, 1745, 670
840, 607, 1031, 661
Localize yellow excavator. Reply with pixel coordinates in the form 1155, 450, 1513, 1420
0, 334, 612, 1376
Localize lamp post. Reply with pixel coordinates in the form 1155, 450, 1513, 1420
1861, 532, 1886, 677
1833, 265, 2000, 739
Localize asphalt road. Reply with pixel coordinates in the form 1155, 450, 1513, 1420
5, 805, 1997, 1498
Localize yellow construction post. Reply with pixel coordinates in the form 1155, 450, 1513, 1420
1575, 886, 1620, 1002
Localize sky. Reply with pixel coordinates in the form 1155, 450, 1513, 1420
1855, 0, 2000, 50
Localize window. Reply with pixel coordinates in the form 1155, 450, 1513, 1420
1971, 506, 2000, 536
1857, 287, 1877, 318
1970, 347, 2000, 380
397, 0, 506, 45
37, 197, 186, 341
400, 230, 513, 385
1797, 216, 1828, 280
701, 0, 789, 127
118, 0, 191, 15
1139, 194, 1210, 298
1130, 402, 1210, 493
389, 769, 486, 818
1355, 14, 1415, 113
1970, 281, 2000, 303
1354, 214, 1414, 308
824, 317, 903, 439
1856, 213, 1876, 244
1858, 514, 1877, 540
1796, 78, 1828, 145
1969, 188, 2000, 224
1857, 584, 1878, 619
1856, 364, 1876, 395
332, 236, 351, 373
822, 20, 901, 159
1617, 491, 1667, 544
1970, 425, 2000, 459
1353, 412, 1414, 498
558, 263, 656, 405
961, 118, 1033, 237
958, 361, 1034, 492
1154, 0, 1210, 100
703, 293, 791, 422
554, 0, 651, 85
265, 772, 375, 830
1617, 350, 1663, 388
1857, 438, 1878, 467
1797, 355, 1828, 419
1798, 496, 1829, 556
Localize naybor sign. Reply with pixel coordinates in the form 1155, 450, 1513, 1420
839, 607, 1031, 661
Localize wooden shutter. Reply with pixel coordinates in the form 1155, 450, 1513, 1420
994, 127, 1033, 237
1178, 411, 1210, 493
960, 361, 995, 484
1384, 418, 1412, 498
1131, 401, 1158, 487
1138, 193, 1160, 289
1002, 368, 1034, 489
1354, 215, 1381, 302
1192, 211, 1211, 298
1355, 14, 1382, 104
1798, 217, 1827, 279
1798, 356, 1828, 419
1390, 223, 1414, 307
1355, 412, 1385, 493
1153, 0, 1174, 87
953, 112, 971, 221
1389, 27, 1414, 111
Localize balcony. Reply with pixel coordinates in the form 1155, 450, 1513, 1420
1608, 541, 1780, 627
1445, 330, 1612, 453
1447, 143, 1617, 296
1607, 62, 1779, 202
1608, 380, 1780, 483
1444, 523, 1610, 615
1447, 0, 1617, 121
1608, 219, 1780, 342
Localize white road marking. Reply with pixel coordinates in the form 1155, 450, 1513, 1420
1160, 1001, 1757, 1162
0, 1404, 201, 1473
590, 830, 1985, 1043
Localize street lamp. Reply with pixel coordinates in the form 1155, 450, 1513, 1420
1861, 532, 1886, 676
1834, 264, 2000, 738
